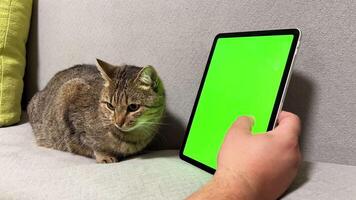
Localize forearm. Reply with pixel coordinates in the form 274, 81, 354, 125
186, 172, 256, 200
187, 179, 239, 200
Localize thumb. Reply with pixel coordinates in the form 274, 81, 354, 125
230, 116, 254, 136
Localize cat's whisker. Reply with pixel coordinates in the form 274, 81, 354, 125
138, 122, 169, 126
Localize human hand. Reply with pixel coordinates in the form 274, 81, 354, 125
215, 111, 302, 200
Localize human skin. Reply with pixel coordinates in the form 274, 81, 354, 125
187, 111, 301, 200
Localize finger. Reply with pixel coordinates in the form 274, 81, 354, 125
277, 111, 297, 124
273, 111, 301, 139
230, 116, 254, 136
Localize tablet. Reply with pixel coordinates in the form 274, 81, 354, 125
179, 29, 301, 174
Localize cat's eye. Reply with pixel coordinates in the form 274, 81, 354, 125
105, 102, 115, 110
127, 104, 140, 112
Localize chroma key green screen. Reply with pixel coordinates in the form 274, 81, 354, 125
182, 34, 295, 169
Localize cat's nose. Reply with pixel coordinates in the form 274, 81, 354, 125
114, 114, 126, 127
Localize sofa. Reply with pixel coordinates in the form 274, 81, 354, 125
1, 0, 356, 199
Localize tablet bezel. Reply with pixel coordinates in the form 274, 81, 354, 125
179, 29, 301, 174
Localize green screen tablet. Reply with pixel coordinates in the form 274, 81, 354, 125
179, 29, 300, 174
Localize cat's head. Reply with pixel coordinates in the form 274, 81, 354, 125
96, 59, 165, 134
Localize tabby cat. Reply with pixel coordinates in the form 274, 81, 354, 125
27, 59, 165, 163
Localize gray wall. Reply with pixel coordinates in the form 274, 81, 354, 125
24, 0, 356, 165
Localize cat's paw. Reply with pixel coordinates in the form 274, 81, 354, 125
94, 151, 118, 164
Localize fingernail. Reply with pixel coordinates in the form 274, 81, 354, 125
246, 116, 255, 125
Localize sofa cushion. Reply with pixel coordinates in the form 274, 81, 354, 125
0, 0, 32, 126
24, 1, 356, 165
0, 121, 355, 199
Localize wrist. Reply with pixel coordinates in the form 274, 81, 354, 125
213, 169, 258, 200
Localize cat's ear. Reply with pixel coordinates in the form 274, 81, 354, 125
96, 59, 116, 85
135, 65, 159, 92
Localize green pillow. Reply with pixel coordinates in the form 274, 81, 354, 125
0, 0, 32, 126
